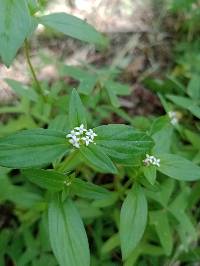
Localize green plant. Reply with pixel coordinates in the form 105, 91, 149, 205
0, 1, 200, 266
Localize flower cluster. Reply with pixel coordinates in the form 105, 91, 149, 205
66, 124, 97, 148
168, 111, 178, 126
143, 154, 160, 167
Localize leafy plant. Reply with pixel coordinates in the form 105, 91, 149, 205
0, 1, 200, 266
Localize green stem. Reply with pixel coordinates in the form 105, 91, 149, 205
24, 39, 45, 99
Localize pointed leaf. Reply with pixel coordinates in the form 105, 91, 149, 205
39, 12, 107, 47
48, 195, 90, 266
158, 154, 200, 181
80, 144, 117, 174
72, 178, 111, 200
150, 210, 173, 255
0, 129, 69, 168
95, 124, 153, 164
69, 89, 87, 129
5, 79, 38, 101
0, 0, 31, 66
22, 169, 67, 192
120, 184, 147, 260
187, 75, 200, 100
143, 165, 157, 185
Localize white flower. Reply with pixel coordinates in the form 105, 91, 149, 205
82, 136, 93, 146
66, 124, 97, 148
69, 136, 80, 148
64, 180, 72, 186
143, 154, 160, 167
75, 124, 87, 134
66, 130, 79, 138
168, 111, 178, 125
86, 129, 97, 140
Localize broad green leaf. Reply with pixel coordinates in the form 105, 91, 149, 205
150, 211, 173, 255
95, 124, 153, 165
120, 184, 147, 260
0, 129, 69, 168
152, 125, 173, 154
48, 195, 90, 266
187, 75, 200, 100
80, 144, 117, 174
22, 169, 67, 192
69, 89, 87, 128
39, 12, 107, 47
0, 0, 31, 66
158, 154, 200, 181
72, 178, 111, 200
5, 79, 38, 101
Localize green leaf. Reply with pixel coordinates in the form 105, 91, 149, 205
105, 80, 130, 107
146, 179, 175, 207
187, 75, 200, 100
168, 192, 197, 246
143, 165, 157, 185
184, 129, 200, 149
120, 184, 148, 260
104, 80, 130, 96
48, 115, 69, 132
106, 86, 120, 107
158, 154, 200, 181
167, 95, 200, 119
188, 105, 200, 119
150, 211, 173, 256
72, 178, 111, 200
101, 234, 120, 255
69, 89, 87, 129
95, 124, 153, 165
152, 125, 173, 154
48, 195, 90, 266
39, 12, 107, 47
92, 192, 118, 208
22, 169, 67, 192
0, 0, 31, 66
80, 144, 117, 174
5, 79, 38, 101
60, 65, 97, 95
0, 129, 69, 168
7, 185, 42, 208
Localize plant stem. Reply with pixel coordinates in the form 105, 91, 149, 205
24, 39, 45, 99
